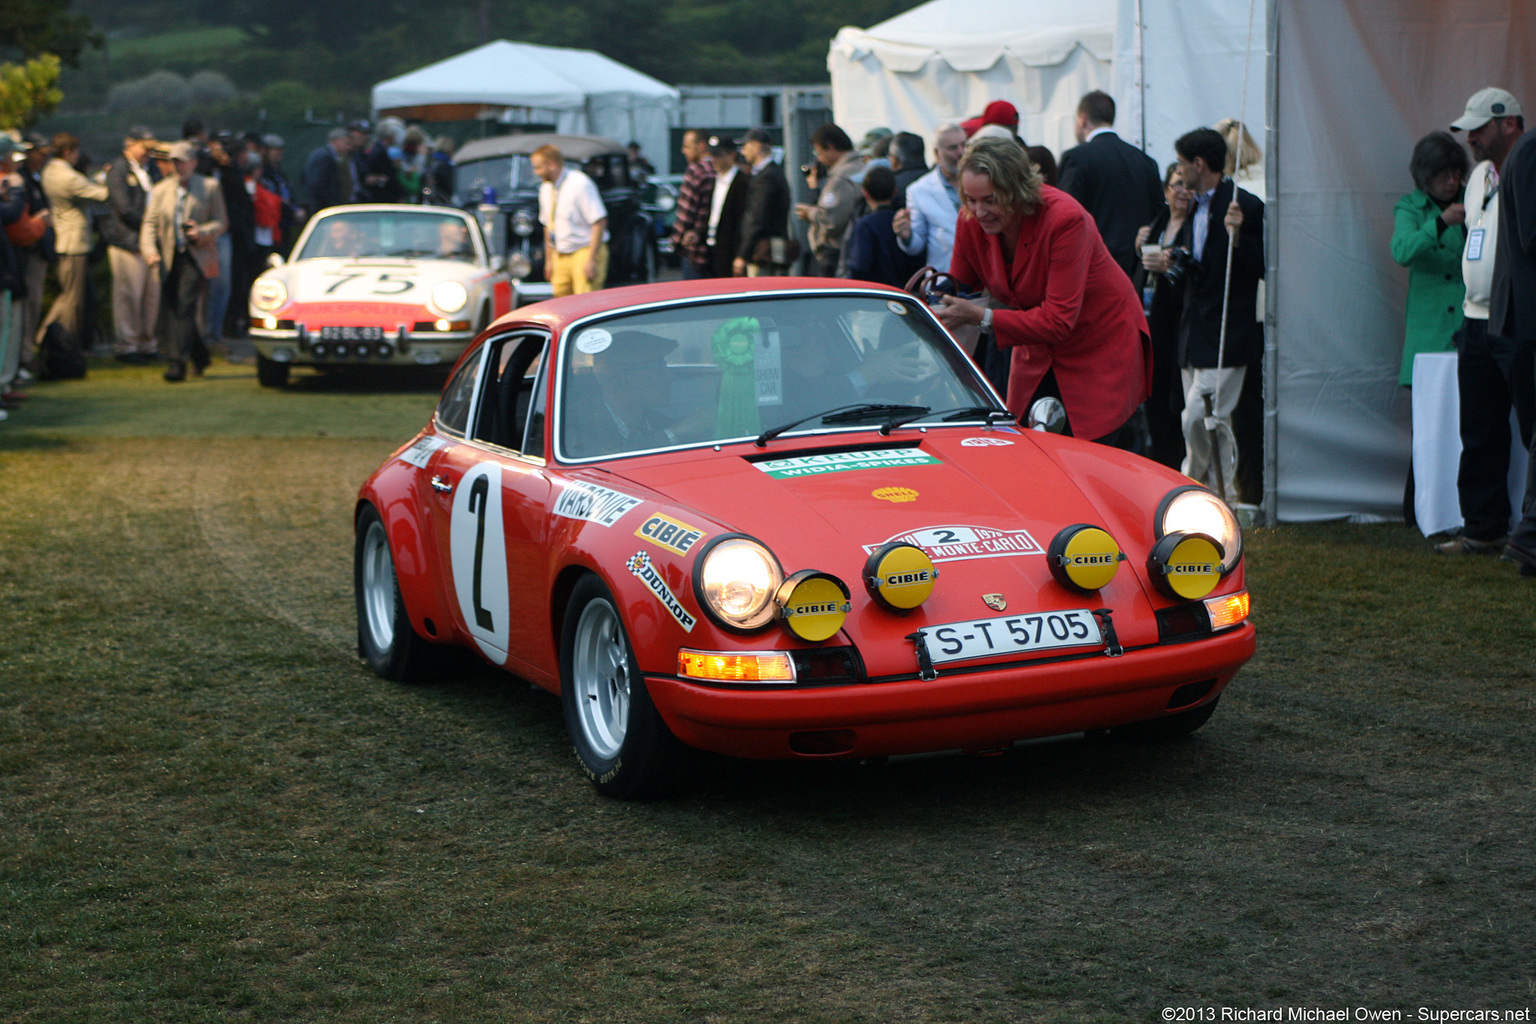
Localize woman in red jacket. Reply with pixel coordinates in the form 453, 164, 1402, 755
936, 136, 1151, 446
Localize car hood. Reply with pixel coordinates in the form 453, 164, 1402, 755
603, 429, 1170, 672
272, 257, 488, 307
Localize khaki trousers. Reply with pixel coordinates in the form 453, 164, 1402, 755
109, 246, 162, 354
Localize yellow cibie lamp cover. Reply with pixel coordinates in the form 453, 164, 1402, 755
1150, 532, 1225, 600
777, 571, 852, 642
1048, 524, 1123, 594
864, 542, 938, 611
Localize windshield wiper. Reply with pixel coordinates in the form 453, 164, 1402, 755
878, 406, 1014, 435
754, 403, 928, 447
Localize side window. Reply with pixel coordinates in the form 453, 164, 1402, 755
436, 346, 485, 436
471, 334, 549, 455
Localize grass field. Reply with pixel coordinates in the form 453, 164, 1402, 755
2, 356, 1534, 1022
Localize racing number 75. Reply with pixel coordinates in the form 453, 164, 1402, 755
467, 476, 495, 630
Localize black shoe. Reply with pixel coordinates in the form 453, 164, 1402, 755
163, 360, 186, 382
1503, 538, 1536, 575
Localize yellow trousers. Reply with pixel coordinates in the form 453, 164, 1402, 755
549, 244, 610, 297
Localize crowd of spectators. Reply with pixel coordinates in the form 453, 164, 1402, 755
0, 115, 457, 407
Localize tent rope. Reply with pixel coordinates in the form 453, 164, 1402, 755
1215, 0, 1261, 379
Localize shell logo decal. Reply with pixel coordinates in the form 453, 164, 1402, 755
872, 487, 919, 503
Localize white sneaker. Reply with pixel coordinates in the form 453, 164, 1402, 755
15, 368, 33, 384
0, 408, 8, 421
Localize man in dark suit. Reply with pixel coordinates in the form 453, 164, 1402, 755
1141, 127, 1263, 504
731, 129, 793, 277
302, 128, 354, 214
1057, 90, 1164, 278
1492, 124, 1536, 573
703, 136, 748, 278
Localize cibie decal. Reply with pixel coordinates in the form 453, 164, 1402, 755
754, 448, 939, 479
635, 513, 707, 556
864, 525, 1044, 563
872, 487, 920, 503
449, 462, 510, 663
960, 436, 1015, 447
553, 480, 641, 527
626, 551, 696, 632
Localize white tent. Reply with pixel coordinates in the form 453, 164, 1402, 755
832, 0, 1536, 524
371, 40, 680, 172
828, 0, 1117, 159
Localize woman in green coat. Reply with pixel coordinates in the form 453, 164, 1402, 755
1390, 130, 1470, 386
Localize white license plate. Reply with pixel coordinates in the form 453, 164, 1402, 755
918, 610, 1102, 665
320, 326, 384, 342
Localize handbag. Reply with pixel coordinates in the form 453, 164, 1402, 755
750, 235, 800, 266
5, 210, 47, 248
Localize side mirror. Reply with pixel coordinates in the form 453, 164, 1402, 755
1027, 397, 1067, 434
489, 254, 505, 272
267, 252, 284, 269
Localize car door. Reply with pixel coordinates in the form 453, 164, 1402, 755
424, 331, 553, 679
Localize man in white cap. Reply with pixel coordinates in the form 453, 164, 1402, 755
1435, 88, 1529, 555
141, 141, 227, 382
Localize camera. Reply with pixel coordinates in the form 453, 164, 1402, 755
1162, 247, 1199, 285
800, 163, 815, 176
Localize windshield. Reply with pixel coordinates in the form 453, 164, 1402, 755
298, 210, 480, 262
453, 152, 633, 207
557, 293, 1001, 461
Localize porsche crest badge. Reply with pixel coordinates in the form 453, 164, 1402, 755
982, 593, 1007, 611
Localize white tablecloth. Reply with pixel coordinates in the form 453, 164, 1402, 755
1412, 350, 1528, 537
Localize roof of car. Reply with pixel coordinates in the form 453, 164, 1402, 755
454, 132, 627, 164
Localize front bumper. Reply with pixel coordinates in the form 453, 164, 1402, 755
645, 622, 1256, 759
250, 325, 472, 367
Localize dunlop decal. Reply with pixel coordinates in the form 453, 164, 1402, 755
626, 551, 696, 632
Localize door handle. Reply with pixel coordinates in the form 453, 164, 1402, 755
430, 475, 453, 493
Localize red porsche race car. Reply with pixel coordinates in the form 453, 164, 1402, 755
354, 278, 1255, 797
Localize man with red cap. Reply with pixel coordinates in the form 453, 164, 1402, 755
962, 100, 1020, 139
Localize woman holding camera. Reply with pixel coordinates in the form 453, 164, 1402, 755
1133, 163, 1195, 467
934, 136, 1151, 446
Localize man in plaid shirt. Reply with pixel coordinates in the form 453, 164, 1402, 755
669, 129, 715, 278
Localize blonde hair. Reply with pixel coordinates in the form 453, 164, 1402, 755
957, 135, 1043, 215
1214, 118, 1262, 176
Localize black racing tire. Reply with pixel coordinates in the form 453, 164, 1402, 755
1110, 695, 1221, 742
354, 503, 449, 684
560, 574, 688, 798
256, 352, 290, 388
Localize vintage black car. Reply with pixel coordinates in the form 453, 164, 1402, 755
451, 133, 657, 301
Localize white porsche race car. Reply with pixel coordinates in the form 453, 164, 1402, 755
248, 204, 513, 387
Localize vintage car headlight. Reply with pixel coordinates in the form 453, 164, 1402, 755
431, 281, 469, 315
1157, 486, 1242, 574
250, 277, 287, 311
693, 535, 784, 631
507, 251, 532, 279
512, 208, 537, 237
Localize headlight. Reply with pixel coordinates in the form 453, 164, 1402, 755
431, 281, 468, 314
512, 208, 536, 237
507, 252, 532, 279
693, 535, 784, 631
250, 277, 287, 311
1158, 486, 1242, 573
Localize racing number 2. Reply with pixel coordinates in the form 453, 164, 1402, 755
467, 476, 495, 630
448, 461, 510, 660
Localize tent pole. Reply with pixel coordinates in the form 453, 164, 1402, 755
1134, 0, 1146, 150
1262, 0, 1280, 527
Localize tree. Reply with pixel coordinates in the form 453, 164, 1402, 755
0, 0, 100, 68
0, 54, 63, 129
